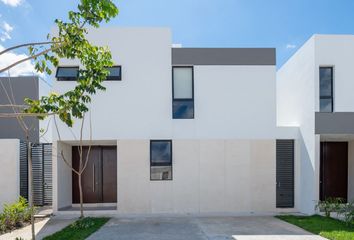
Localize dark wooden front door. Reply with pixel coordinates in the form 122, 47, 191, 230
320, 142, 348, 202
72, 146, 117, 203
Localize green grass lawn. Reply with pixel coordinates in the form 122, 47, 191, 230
43, 217, 109, 240
276, 215, 354, 240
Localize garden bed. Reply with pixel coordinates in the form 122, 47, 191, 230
43, 217, 109, 240
0, 197, 36, 235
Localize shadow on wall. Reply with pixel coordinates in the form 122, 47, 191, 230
299, 132, 316, 214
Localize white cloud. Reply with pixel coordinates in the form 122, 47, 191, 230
0, 31, 11, 42
0, 21, 13, 42
3, 22, 13, 32
286, 44, 297, 49
0, 45, 40, 76
0, 0, 23, 7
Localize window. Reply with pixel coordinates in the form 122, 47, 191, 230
172, 66, 194, 119
56, 66, 122, 81
56, 67, 79, 81
106, 66, 122, 81
319, 67, 333, 112
150, 140, 172, 180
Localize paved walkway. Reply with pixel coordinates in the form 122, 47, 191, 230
88, 216, 327, 240
0, 217, 75, 240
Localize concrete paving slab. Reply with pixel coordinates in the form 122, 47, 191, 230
36, 217, 76, 239
87, 216, 327, 240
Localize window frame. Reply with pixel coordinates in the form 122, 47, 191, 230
172, 66, 194, 119
105, 65, 122, 81
319, 66, 334, 112
150, 140, 173, 181
55, 66, 79, 81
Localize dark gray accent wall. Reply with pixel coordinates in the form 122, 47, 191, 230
0, 76, 39, 142
172, 48, 276, 65
315, 112, 354, 134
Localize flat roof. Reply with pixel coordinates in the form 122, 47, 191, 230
172, 48, 276, 66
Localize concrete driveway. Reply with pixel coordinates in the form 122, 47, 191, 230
87, 216, 326, 240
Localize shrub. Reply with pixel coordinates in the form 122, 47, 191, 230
337, 200, 354, 226
0, 197, 35, 234
71, 217, 96, 230
316, 197, 344, 217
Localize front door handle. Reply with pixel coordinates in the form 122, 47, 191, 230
93, 164, 95, 192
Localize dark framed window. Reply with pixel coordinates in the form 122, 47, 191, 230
172, 66, 194, 119
319, 67, 333, 112
106, 66, 122, 81
56, 67, 79, 81
150, 140, 172, 181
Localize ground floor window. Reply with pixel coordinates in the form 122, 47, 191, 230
150, 140, 172, 180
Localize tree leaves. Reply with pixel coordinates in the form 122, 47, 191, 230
25, 0, 118, 126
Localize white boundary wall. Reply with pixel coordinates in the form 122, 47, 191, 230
0, 139, 20, 211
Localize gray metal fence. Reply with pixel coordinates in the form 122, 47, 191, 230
19, 142, 52, 206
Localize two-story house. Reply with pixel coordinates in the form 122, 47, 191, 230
52, 27, 298, 215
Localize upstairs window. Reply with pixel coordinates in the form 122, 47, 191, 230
172, 66, 194, 119
106, 66, 122, 81
150, 140, 172, 181
56, 66, 122, 81
319, 67, 333, 112
56, 67, 79, 81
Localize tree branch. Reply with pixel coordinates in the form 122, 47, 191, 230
0, 104, 28, 108
61, 149, 79, 175
0, 47, 53, 74
0, 112, 56, 118
0, 41, 58, 56
81, 110, 92, 173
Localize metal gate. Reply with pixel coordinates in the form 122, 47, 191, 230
19, 142, 52, 206
276, 139, 295, 208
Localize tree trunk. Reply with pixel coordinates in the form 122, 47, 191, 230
28, 141, 35, 240
78, 173, 84, 218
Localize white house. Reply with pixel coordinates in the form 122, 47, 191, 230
52, 27, 299, 215
277, 34, 354, 214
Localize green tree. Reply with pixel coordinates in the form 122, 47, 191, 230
0, 0, 118, 239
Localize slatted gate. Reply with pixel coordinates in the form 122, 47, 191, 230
19, 142, 52, 206
276, 139, 295, 208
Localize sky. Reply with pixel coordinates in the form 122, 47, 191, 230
1, 0, 354, 75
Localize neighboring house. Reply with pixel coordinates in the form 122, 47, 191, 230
277, 34, 354, 214
52, 27, 298, 215
0, 76, 52, 210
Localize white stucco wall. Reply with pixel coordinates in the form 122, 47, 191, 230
277, 36, 317, 214
314, 35, 354, 112
53, 141, 72, 212
117, 139, 280, 214
0, 139, 20, 211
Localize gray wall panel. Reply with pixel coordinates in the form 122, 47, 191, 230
0, 76, 39, 142
315, 112, 354, 134
172, 48, 276, 65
